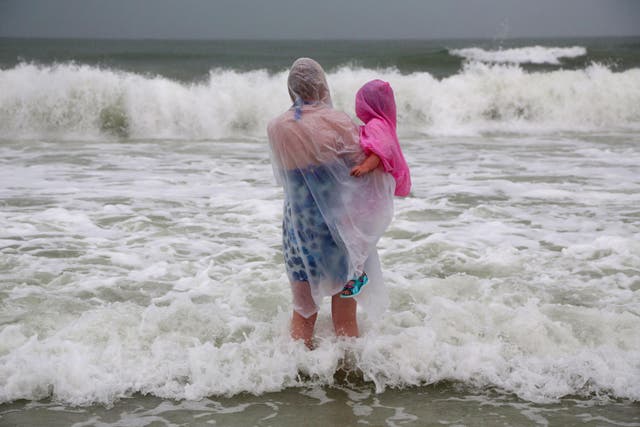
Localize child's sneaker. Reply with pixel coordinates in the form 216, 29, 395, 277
339, 272, 368, 298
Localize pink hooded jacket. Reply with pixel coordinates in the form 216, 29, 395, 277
356, 80, 411, 197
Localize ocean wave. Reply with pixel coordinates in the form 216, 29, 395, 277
0, 278, 638, 406
449, 46, 587, 65
0, 61, 639, 140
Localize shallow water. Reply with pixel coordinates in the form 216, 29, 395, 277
2, 383, 639, 427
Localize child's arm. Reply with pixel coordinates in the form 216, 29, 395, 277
350, 153, 381, 177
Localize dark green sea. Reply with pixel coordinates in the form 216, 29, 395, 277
2, 37, 640, 79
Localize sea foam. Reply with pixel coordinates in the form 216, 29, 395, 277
1, 132, 639, 406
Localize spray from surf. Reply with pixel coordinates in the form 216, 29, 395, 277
1, 59, 639, 140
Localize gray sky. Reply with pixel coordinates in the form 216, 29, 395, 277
1, 0, 639, 40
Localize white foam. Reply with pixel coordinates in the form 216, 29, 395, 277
1, 61, 639, 140
450, 46, 587, 65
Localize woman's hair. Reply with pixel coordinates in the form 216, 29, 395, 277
287, 58, 332, 105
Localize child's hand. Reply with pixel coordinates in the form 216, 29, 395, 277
350, 164, 370, 177
351, 153, 380, 177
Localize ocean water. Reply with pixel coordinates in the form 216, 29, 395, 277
0, 37, 639, 426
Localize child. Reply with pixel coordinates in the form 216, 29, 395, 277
340, 79, 411, 298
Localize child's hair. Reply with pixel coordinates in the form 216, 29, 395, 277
355, 79, 397, 125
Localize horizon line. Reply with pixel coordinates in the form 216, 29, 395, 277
2, 34, 640, 43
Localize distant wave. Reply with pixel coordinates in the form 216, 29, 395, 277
1, 60, 639, 140
450, 46, 587, 65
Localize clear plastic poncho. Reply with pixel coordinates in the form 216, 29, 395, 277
267, 58, 395, 318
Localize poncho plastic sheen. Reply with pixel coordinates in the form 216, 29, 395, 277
268, 58, 395, 318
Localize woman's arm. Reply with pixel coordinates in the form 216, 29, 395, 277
350, 153, 380, 177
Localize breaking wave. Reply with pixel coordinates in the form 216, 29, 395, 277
1, 60, 639, 140
449, 46, 587, 65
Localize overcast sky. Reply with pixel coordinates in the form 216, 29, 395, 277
1, 0, 639, 40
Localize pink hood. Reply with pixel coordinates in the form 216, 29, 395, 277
355, 80, 411, 197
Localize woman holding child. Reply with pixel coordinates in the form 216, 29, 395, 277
267, 58, 410, 348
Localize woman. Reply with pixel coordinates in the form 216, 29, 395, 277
267, 58, 395, 348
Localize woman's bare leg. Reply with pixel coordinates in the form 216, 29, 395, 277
331, 294, 358, 338
290, 281, 317, 349
291, 310, 317, 349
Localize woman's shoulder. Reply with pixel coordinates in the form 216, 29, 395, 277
269, 107, 355, 131
267, 110, 296, 136
268, 109, 295, 126
316, 108, 358, 131
323, 108, 355, 122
